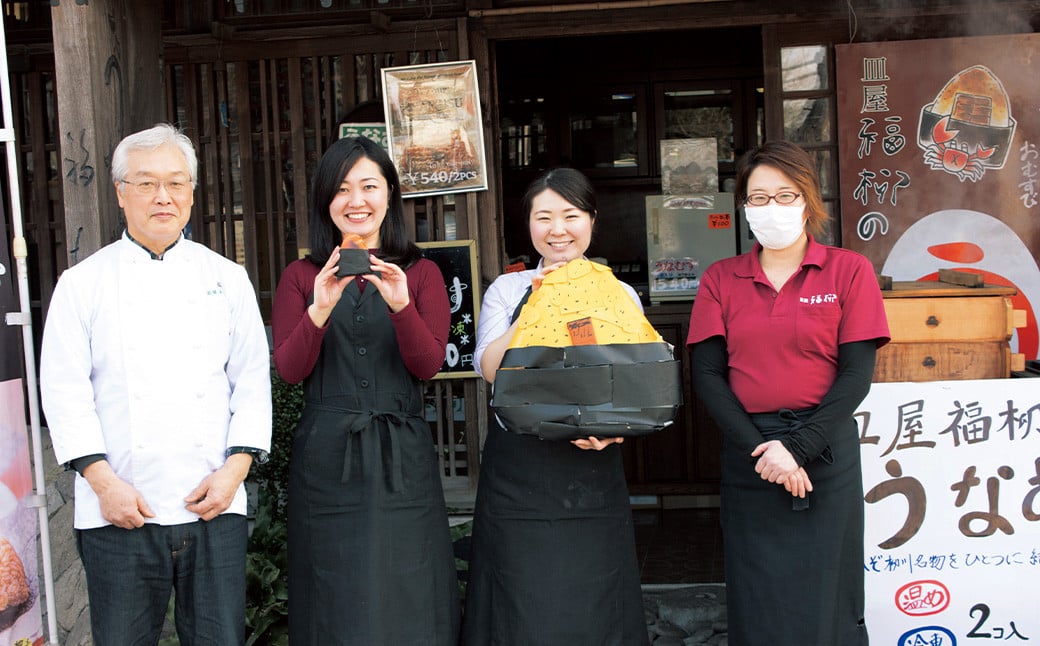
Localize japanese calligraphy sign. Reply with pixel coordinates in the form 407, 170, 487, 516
860, 379, 1040, 644
836, 34, 1040, 361
417, 240, 480, 378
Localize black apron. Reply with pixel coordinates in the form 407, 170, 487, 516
720, 408, 868, 646
461, 293, 648, 646
287, 279, 460, 645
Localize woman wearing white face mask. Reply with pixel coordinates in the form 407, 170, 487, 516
686, 141, 890, 645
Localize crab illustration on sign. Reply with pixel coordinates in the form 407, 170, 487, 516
917, 65, 1016, 183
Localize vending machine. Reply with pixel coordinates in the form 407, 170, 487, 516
645, 192, 739, 303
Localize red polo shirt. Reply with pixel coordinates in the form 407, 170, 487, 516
687, 236, 890, 414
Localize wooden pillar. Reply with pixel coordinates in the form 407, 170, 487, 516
51, 0, 163, 265
761, 24, 783, 142
463, 20, 504, 288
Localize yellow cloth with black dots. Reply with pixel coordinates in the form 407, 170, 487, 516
508, 259, 662, 349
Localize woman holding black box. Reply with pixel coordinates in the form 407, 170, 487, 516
271, 135, 459, 645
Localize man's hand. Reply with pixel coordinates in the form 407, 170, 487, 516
184, 453, 252, 521
82, 460, 155, 529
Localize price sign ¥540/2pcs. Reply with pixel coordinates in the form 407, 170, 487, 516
381, 60, 489, 199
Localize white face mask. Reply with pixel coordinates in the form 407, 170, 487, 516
744, 204, 806, 250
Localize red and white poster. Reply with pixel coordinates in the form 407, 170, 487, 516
859, 379, 1039, 644
1, 199, 43, 644
836, 33, 1040, 361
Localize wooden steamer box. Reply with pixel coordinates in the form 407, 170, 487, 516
873, 272, 1026, 383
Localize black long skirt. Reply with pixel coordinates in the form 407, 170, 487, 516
461, 420, 649, 646
721, 410, 868, 646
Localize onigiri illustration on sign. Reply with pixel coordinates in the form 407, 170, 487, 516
917, 65, 1016, 183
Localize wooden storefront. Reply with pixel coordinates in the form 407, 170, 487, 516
6, 0, 1040, 507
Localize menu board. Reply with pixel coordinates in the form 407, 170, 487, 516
418, 240, 480, 378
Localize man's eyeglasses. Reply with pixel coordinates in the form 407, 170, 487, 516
744, 191, 802, 207
120, 179, 193, 197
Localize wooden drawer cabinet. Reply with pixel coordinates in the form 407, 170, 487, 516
874, 341, 1012, 382
873, 281, 1025, 382
881, 295, 1015, 342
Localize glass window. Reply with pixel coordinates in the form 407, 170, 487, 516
662, 89, 734, 164
782, 97, 831, 145
781, 45, 828, 92
500, 98, 547, 170
569, 92, 639, 170
813, 148, 834, 196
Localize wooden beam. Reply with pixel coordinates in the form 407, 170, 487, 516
164, 21, 458, 63
369, 11, 392, 33
51, 0, 162, 264
466, 0, 1040, 41
938, 268, 984, 288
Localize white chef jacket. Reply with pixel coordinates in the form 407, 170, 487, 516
40, 234, 272, 529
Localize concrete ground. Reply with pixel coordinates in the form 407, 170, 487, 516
643, 584, 728, 645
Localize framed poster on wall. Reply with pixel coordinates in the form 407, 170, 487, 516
381, 60, 488, 198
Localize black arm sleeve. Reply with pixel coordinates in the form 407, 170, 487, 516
67, 453, 106, 476
691, 335, 765, 458
779, 339, 878, 466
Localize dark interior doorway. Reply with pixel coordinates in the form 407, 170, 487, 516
494, 27, 764, 296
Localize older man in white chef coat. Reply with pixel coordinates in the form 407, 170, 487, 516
40, 123, 272, 646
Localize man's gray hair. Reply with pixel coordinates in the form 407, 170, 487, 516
111, 123, 198, 184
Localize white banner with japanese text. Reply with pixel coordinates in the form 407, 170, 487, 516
861, 379, 1038, 644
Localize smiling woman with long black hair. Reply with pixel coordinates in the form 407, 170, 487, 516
271, 135, 459, 645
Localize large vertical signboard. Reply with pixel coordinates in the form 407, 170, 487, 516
836, 34, 1040, 361
0, 202, 43, 644
859, 379, 1039, 644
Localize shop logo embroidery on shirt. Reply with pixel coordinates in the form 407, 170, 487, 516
800, 293, 837, 305
207, 281, 224, 296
